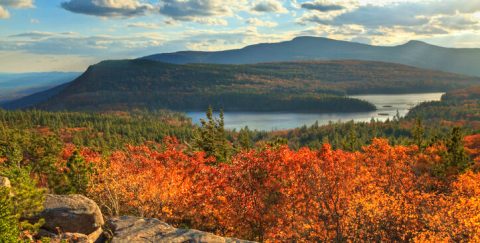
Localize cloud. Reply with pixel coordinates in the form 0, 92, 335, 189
246, 17, 277, 27
328, 4, 429, 27
433, 14, 479, 31
0, 6, 9, 18
127, 22, 161, 29
8, 31, 79, 40
1, 31, 168, 58
301, 1, 345, 12
0, 0, 34, 8
61, 0, 153, 17
0, 0, 34, 19
252, 0, 288, 13
9, 31, 56, 39
160, 0, 230, 19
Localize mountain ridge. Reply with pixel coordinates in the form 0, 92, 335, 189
141, 36, 480, 77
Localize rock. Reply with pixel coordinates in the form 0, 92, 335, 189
38, 194, 104, 235
55, 232, 90, 243
0, 176, 11, 188
107, 216, 255, 243
37, 229, 57, 238
87, 227, 104, 243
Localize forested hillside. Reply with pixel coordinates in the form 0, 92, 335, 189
407, 86, 480, 128
6, 59, 478, 112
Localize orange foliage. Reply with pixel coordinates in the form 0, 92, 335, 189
88, 137, 480, 241
465, 134, 480, 170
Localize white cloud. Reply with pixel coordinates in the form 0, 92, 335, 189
252, 0, 288, 13
0, 0, 34, 8
0, 0, 34, 19
127, 22, 161, 29
246, 17, 277, 27
61, 0, 154, 17
0, 5, 9, 18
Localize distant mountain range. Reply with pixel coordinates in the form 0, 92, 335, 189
4, 59, 478, 112
0, 72, 80, 103
142, 36, 480, 77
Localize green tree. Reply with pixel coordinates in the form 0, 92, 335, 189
54, 151, 94, 194
0, 187, 19, 242
444, 127, 470, 173
194, 107, 232, 163
237, 126, 253, 150
412, 118, 425, 149
0, 166, 45, 236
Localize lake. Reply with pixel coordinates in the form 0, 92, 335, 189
187, 92, 444, 131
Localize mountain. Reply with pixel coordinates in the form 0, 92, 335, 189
4, 59, 479, 112
142, 36, 480, 77
0, 72, 80, 103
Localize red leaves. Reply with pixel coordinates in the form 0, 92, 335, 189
87, 136, 480, 242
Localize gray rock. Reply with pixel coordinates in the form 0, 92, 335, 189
55, 232, 90, 243
38, 194, 104, 235
107, 216, 255, 243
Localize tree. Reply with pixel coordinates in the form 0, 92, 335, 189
0, 166, 45, 238
237, 127, 253, 150
54, 151, 94, 194
412, 118, 425, 149
0, 187, 19, 242
444, 127, 470, 174
194, 107, 232, 163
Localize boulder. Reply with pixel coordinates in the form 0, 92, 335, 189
38, 194, 104, 235
107, 216, 255, 243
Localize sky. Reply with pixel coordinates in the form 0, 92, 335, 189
1, 0, 480, 72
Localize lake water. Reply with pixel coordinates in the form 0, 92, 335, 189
187, 92, 444, 131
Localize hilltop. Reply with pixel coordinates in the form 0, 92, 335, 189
142, 36, 480, 77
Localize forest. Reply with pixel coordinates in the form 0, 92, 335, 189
5, 59, 478, 112
1, 86, 480, 241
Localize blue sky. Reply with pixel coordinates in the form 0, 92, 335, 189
1, 0, 480, 72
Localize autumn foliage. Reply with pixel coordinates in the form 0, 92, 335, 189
83, 137, 480, 242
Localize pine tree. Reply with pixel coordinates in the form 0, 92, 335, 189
444, 127, 470, 173
0, 187, 19, 242
54, 151, 93, 194
238, 126, 253, 150
412, 118, 425, 149
1, 166, 45, 236
194, 107, 232, 163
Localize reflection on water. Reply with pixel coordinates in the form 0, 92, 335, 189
187, 92, 444, 131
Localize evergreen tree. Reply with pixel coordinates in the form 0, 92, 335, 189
237, 126, 253, 150
54, 151, 93, 194
0, 166, 45, 236
0, 187, 19, 242
194, 107, 232, 163
412, 118, 425, 149
444, 127, 470, 173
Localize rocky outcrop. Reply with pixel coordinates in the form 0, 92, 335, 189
35, 194, 253, 243
107, 216, 254, 243
36, 194, 104, 242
